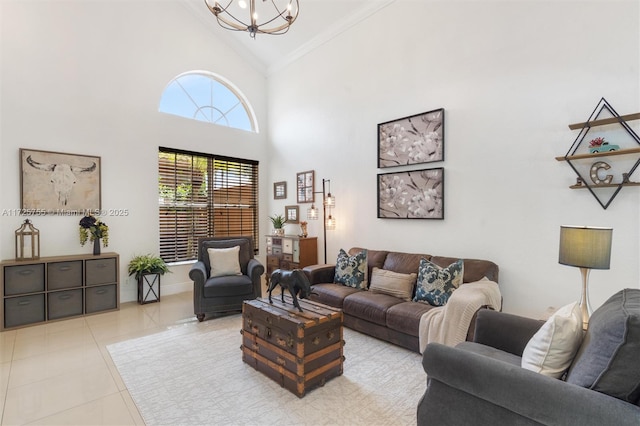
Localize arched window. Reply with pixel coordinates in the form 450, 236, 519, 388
159, 71, 258, 132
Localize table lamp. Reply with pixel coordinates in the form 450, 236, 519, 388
558, 225, 612, 329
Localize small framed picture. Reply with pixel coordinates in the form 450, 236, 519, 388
274, 181, 287, 199
296, 170, 315, 203
285, 205, 299, 224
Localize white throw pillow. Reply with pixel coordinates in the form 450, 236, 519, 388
207, 246, 242, 278
521, 302, 584, 378
369, 267, 417, 301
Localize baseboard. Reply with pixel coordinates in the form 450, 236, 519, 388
162, 280, 192, 296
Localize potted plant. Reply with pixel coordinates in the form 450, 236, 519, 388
269, 214, 287, 236
127, 254, 170, 304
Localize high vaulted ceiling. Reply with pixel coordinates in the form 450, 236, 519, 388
182, 0, 395, 76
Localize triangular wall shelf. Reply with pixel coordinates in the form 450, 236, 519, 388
556, 98, 640, 209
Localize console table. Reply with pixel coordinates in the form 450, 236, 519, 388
1, 252, 120, 330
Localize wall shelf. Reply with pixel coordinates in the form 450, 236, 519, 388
557, 98, 640, 209
556, 146, 640, 161
570, 182, 640, 189
568, 112, 640, 130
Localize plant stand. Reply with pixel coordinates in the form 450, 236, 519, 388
138, 273, 160, 304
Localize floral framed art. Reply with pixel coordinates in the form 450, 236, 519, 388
273, 181, 287, 199
377, 167, 444, 219
20, 148, 101, 214
296, 170, 315, 203
377, 108, 444, 168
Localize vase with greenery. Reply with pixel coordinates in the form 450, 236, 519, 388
269, 214, 287, 236
127, 254, 170, 282
79, 215, 109, 255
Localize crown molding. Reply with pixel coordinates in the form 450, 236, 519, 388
267, 0, 396, 75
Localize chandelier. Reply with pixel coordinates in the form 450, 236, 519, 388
205, 0, 300, 39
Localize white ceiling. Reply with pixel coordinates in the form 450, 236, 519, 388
181, 0, 395, 76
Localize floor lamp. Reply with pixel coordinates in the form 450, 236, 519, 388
307, 179, 335, 264
558, 225, 613, 329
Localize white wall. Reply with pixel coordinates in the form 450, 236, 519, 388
0, 1, 269, 301
2, 1, 638, 317
267, 1, 640, 318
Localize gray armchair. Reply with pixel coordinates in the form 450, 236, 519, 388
418, 288, 640, 426
189, 236, 264, 321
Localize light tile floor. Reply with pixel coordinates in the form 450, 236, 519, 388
0, 291, 195, 425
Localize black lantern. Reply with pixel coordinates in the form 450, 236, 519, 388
15, 219, 40, 260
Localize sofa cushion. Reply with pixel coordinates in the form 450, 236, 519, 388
414, 258, 464, 306
334, 249, 368, 289
382, 252, 430, 276
566, 288, 640, 404
387, 301, 434, 337
201, 237, 252, 275
207, 246, 242, 278
369, 267, 417, 302
309, 283, 360, 308
431, 256, 499, 283
343, 292, 402, 326
203, 275, 253, 298
521, 302, 583, 378
349, 248, 389, 288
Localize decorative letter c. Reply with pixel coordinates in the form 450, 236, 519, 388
590, 161, 613, 185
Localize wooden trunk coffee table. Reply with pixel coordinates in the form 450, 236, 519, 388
241, 296, 344, 397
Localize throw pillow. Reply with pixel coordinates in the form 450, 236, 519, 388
207, 246, 242, 278
565, 288, 640, 404
334, 249, 368, 289
521, 302, 583, 379
413, 258, 464, 306
369, 267, 417, 302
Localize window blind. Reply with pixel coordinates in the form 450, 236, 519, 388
158, 147, 259, 262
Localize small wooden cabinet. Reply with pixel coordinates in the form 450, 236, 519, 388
1, 252, 119, 330
265, 235, 317, 281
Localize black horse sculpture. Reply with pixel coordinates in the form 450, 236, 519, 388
268, 269, 316, 312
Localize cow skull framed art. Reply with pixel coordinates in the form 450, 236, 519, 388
20, 148, 101, 214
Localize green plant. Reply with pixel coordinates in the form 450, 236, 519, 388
269, 214, 287, 229
79, 215, 109, 247
127, 254, 171, 281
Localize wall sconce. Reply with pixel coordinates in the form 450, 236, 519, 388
15, 218, 40, 260
308, 178, 336, 263
559, 225, 612, 329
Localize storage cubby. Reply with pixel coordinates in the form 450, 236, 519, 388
1, 252, 119, 330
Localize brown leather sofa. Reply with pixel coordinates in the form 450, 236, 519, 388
304, 247, 499, 353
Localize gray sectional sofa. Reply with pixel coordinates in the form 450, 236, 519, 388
417, 288, 640, 425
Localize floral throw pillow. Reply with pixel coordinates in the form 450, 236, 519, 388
414, 258, 464, 306
334, 249, 368, 289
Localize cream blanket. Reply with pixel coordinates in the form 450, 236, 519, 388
418, 279, 501, 353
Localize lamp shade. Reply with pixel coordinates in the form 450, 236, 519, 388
559, 226, 612, 269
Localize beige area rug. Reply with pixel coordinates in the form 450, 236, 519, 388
107, 314, 425, 426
